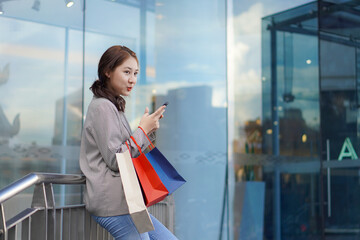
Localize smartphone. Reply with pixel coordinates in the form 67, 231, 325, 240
163, 101, 169, 106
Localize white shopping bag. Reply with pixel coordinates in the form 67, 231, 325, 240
116, 149, 154, 233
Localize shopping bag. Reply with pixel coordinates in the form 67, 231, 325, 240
116, 149, 154, 233
146, 147, 186, 194
129, 137, 169, 207
138, 126, 186, 194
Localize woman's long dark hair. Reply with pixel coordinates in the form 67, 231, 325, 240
90, 45, 139, 112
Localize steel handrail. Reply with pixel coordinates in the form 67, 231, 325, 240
0, 172, 85, 204
0, 172, 173, 239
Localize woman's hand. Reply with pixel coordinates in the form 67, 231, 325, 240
139, 105, 166, 134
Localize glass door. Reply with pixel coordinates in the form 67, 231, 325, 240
320, 57, 360, 239
319, 1, 360, 239
322, 164, 360, 239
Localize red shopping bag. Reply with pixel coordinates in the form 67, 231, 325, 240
127, 137, 168, 207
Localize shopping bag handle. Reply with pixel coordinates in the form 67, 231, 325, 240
126, 137, 149, 157
130, 136, 145, 154
125, 141, 131, 157
137, 126, 155, 149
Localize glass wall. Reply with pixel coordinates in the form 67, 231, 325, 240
229, 0, 360, 239
0, 0, 84, 182
0, 0, 227, 238
0, 0, 84, 217
84, 0, 227, 239
151, 2, 227, 238
319, 1, 360, 239
2, 0, 359, 239
261, 3, 321, 239
228, 1, 319, 239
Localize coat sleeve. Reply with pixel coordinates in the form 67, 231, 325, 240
90, 101, 155, 172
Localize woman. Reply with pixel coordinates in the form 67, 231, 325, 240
79, 45, 177, 240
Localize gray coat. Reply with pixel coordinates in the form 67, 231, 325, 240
79, 97, 154, 217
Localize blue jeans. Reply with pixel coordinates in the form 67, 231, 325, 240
92, 213, 178, 240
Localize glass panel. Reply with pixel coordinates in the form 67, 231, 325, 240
85, 0, 227, 238
230, 1, 320, 239
154, 1, 227, 236
319, 0, 360, 39
319, 0, 360, 161
319, 1, 360, 239
323, 167, 360, 240
280, 172, 320, 239
278, 31, 320, 157
0, 0, 84, 213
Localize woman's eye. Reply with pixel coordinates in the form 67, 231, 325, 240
134, 72, 138, 76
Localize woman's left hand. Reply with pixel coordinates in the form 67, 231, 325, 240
139, 105, 166, 134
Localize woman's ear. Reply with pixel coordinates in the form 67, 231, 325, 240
105, 71, 110, 79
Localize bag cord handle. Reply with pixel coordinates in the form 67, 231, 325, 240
130, 136, 143, 154
138, 126, 155, 149
124, 141, 131, 157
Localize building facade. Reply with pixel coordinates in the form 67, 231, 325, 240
0, 0, 359, 239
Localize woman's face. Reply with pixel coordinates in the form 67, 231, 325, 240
106, 56, 139, 96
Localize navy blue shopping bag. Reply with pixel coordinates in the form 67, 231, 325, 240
145, 147, 186, 194
139, 127, 186, 194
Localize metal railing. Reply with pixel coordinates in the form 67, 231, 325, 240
0, 172, 174, 240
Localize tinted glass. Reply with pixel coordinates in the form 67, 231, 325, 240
85, 0, 227, 238
230, 1, 320, 239
0, 0, 84, 211
319, 1, 360, 239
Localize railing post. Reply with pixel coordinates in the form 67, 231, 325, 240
0, 204, 6, 240
31, 183, 56, 240
45, 183, 56, 240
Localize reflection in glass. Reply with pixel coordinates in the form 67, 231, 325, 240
5, 0, 360, 239
0, 1, 83, 179
84, 0, 227, 239
0, 0, 84, 219
319, 1, 360, 239
260, 2, 323, 239
249, 0, 360, 239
